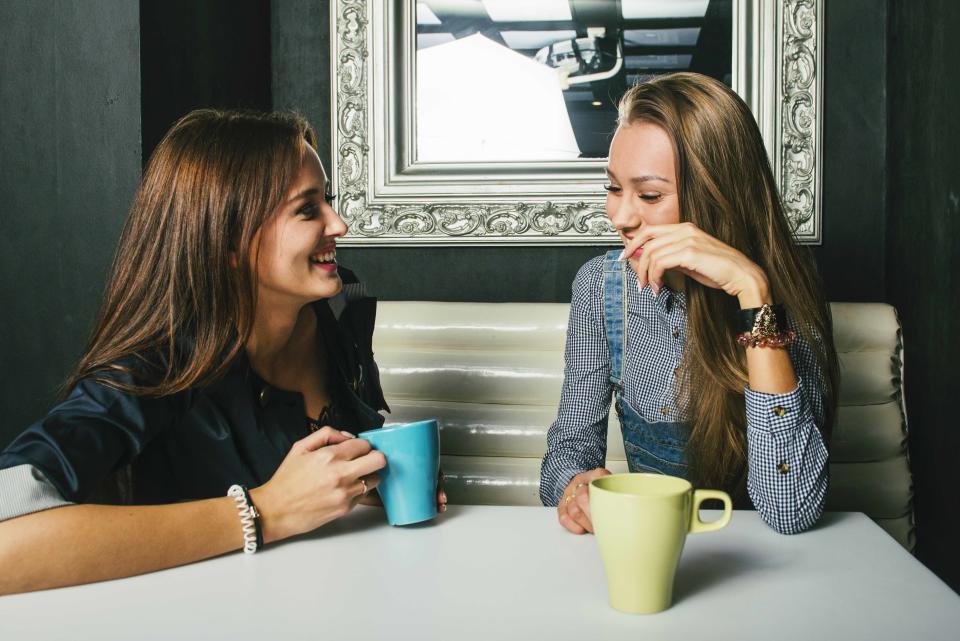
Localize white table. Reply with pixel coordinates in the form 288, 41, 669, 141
1, 506, 958, 640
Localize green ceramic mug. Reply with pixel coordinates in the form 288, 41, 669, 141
589, 473, 732, 614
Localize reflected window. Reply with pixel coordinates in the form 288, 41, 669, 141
416, 0, 732, 161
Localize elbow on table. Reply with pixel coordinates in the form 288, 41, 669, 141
759, 501, 825, 535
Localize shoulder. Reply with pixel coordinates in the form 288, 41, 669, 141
571, 254, 607, 304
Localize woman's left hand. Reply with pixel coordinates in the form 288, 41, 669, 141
358, 469, 448, 513
621, 222, 769, 306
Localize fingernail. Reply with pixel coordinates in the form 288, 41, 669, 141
340, 431, 356, 438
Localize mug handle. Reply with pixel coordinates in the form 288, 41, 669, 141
689, 489, 732, 534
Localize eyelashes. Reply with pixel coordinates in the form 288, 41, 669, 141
297, 203, 318, 218
603, 185, 663, 202
297, 193, 337, 219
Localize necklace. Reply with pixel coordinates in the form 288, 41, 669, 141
307, 404, 336, 432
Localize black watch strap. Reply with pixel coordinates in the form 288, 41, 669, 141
739, 303, 786, 335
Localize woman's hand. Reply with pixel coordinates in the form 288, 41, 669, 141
557, 468, 611, 534
250, 427, 386, 543
357, 469, 448, 513
436, 469, 448, 513
621, 222, 770, 307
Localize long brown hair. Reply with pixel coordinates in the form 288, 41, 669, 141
64, 109, 317, 396
617, 73, 840, 488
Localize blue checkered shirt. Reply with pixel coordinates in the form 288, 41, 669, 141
540, 255, 830, 534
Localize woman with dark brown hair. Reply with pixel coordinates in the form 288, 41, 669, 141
540, 72, 840, 535
0, 110, 442, 595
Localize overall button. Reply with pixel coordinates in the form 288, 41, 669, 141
259, 386, 272, 407
777, 461, 791, 474
672, 328, 680, 338
661, 405, 671, 416
773, 405, 787, 417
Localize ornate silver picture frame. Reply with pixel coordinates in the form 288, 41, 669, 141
331, 0, 822, 245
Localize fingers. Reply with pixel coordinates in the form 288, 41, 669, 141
326, 436, 375, 460
646, 244, 694, 292
556, 468, 612, 534
558, 508, 587, 534
355, 472, 380, 497
358, 491, 383, 507
560, 490, 593, 533
343, 448, 387, 479
632, 228, 687, 292
620, 234, 647, 261
297, 426, 353, 452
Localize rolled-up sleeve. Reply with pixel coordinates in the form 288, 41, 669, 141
744, 330, 830, 534
0, 464, 72, 520
0, 373, 173, 520
540, 258, 612, 506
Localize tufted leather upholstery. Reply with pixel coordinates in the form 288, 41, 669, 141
373, 302, 914, 549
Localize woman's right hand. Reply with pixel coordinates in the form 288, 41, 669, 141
250, 427, 386, 543
557, 468, 611, 534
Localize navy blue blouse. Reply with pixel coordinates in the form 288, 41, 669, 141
0, 271, 388, 510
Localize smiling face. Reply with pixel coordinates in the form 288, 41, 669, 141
252, 144, 348, 306
605, 121, 680, 245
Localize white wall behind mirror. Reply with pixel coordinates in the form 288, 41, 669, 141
331, 0, 822, 245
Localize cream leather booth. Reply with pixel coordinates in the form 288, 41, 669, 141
373, 302, 914, 550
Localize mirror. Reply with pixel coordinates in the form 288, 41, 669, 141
416, 0, 731, 162
332, 0, 822, 245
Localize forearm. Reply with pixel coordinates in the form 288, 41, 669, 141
739, 277, 797, 394
0, 496, 243, 595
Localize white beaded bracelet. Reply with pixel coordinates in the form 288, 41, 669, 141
227, 484, 261, 554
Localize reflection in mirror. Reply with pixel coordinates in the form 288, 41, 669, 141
415, 0, 732, 162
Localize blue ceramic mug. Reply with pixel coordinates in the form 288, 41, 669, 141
358, 419, 440, 526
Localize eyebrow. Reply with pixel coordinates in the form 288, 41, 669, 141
287, 186, 323, 204
604, 167, 671, 185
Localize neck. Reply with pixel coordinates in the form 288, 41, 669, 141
246, 294, 316, 381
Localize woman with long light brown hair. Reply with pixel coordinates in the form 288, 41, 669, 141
0, 110, 444, 595
540, 72, 840, 535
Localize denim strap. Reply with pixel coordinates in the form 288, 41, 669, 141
602, 249, 629, 391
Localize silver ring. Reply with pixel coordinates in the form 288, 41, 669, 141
360, 478, 368, 495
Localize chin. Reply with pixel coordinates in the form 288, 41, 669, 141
316, 275, 343, 299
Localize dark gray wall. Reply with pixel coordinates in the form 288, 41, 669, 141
887, 0, 960, 593
0, 0, 142, 440
140, 0, 272, 162
815, 0, 887, 303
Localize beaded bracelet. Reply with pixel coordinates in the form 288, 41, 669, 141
736, 329, 797, 349
227, 484, 263, 554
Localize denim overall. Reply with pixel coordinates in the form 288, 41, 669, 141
602, 250, 692, 479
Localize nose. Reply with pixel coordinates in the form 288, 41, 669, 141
324, 203, 349, 238
608, 191, 641, 234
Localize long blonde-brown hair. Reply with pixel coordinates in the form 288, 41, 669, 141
617, 73, 839, 488
64, 109, 317, 396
